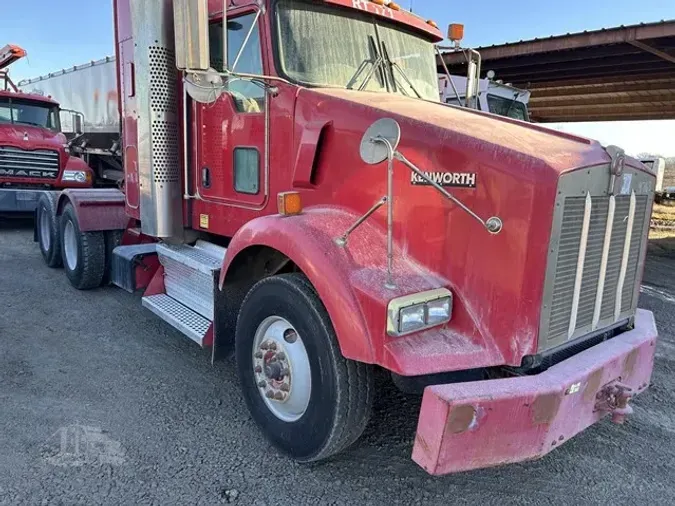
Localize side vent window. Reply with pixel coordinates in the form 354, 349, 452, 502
233, 148, 260, 194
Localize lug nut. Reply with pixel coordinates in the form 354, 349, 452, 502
274, 392, 286, 401
280, 384, 290, 392
276, 352, 286, 361
269, 342, 278, 351
254, 366, 262, 373
260, 342, 269, 350
265, 390, 274, 399
254, 351, 263, 359
257, 380, 267, 388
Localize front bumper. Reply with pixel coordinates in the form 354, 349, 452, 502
0, 188, 44, 212
413, 309, 657, 475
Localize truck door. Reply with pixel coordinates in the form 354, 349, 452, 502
195, 11, 267, 211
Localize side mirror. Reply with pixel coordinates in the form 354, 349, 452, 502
173, 0, 212, 71
72, 113, 83, 135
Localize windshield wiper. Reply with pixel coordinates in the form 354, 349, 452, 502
346, 36, 386, 91
504, 90, 524, 118
380, 42, 422, 99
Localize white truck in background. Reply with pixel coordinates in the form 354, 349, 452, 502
438, 73, 531, 121
640, 157, 673, 202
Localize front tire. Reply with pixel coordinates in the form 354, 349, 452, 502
235, 273, 374, 462
36, 192, 62, 268
59, 203, 106, 290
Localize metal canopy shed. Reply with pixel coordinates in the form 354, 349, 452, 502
439, 20, 675, 122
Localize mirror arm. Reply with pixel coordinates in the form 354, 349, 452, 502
222, 0, 228, 72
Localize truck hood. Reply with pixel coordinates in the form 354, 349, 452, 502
313, 88, 608, 174
293, 88, 640, 369
0, 124, 67, 148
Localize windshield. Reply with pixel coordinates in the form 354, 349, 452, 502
0, 97, 60, 130
486, 95, 529, 121
276, 0, 439, 101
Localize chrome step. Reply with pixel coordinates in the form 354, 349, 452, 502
142, 294, 211, 346
156, 240, 226, 319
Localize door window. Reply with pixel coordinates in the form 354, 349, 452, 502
210, 14, 264, 113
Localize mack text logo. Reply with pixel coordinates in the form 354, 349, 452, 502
0, 168, 58, 179
411, 172, 476, 188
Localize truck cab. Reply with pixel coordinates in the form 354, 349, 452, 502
0, 45, 94, 213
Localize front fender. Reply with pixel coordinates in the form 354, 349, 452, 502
219, 206, 449, 367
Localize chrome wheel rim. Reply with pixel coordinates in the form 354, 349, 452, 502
63, 221, 78, 271
39, 210, 51, 251
252, 316, 311, 422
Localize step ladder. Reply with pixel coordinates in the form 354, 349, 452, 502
141, 240, 226, 346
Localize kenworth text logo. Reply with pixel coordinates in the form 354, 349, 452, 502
411, 172, 476, 188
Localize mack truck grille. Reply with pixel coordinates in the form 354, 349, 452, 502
0, 146, 60, 179
539, 168, 653, 352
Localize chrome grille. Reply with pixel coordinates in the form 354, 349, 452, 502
0, 146, 59, 177
541, 178, 651, 351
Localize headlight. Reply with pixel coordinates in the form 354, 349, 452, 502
426, 297, 451, 325
399, 304, 426, 333
61, 170, 89, 183
387, 288, 453, 337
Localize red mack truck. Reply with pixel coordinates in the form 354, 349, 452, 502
34, 0, 658, 474
0, 45, 122, 214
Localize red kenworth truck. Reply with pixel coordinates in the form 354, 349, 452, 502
33, 0, 657, 474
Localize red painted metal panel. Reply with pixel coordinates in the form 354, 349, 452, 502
412, 309, 657, 475
58, 188, 127, 232
144, 264, 166, 297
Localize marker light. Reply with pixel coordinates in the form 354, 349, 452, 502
277, 192, 303, 216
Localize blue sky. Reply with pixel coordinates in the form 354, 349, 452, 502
3, 0, 674, 156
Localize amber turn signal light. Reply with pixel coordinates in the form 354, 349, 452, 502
448, 23, 464, 42
278, 192, 303, 216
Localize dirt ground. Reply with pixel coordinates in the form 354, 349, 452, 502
1, 218, 675, 505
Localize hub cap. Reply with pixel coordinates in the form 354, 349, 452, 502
39, 210, 51, 251
63, 221, 78, 271
252, 316, 311, 422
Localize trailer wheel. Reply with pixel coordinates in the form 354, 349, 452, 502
59, 203, 106, 290
235, 273, 374, 462
36, 192, 62, 268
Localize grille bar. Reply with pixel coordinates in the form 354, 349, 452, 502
568, 192, 592, 338
592, 195, 615, 330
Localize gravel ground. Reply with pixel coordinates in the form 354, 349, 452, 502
1, 219, 674, 506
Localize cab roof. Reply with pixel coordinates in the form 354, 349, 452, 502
0, 88, 59, 105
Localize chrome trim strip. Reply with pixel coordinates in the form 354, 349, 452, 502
615, 191, 636, 320
568, 192, 592, 339
592, 195, 615, 330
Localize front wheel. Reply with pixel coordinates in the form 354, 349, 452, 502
235, 273, 374, 462
59, 203, 106, 290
